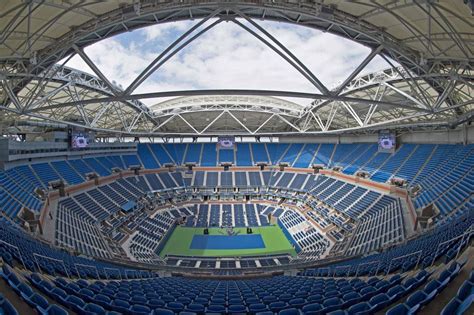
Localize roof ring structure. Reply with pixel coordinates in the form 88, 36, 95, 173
0, 1, 472, 136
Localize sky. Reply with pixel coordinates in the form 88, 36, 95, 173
64, 18, 391, 107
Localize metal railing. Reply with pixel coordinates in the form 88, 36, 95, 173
431, 227, 473, 267
33, 253, 70, 278
332, 265, 352, 277
386, 250, 423, 276
75, 263, 99, 279
0, 240, 26, 270
355, 260, 381, 277
104, 267, 123, 280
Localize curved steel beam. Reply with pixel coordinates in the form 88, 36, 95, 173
3, 62, 470, 136
9, 1, 430, 97
3, 101, 465, 137
3, 1, 471, 134
27, 89, 432, 114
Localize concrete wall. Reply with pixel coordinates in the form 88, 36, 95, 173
278, 134, 378, 144
399, 124, 473, 144
279, 125, 474, 144
0, 138, 138, 169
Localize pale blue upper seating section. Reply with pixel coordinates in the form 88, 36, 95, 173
14, 165, 44, 192
330, 143, 360, 167
201, 143, 217, 166
393, 144, 436, 182
0, 189, 23, 218
0, 171, 42, 217
294, 143, 319, 168
414, 144, 473, 215
313, 144, 335, 165
83, 158, 110, 176
31, 163, 62, 187
109, 155, 126, 169
50, 161, 84, 185
122, 155, 141, 168
411, 144, 460, 186
337, 144, 368, 170
8, 167, 42, 194
218, 148, 234, 164
251, 143, 269, 164
371, 144, 417, 182
95, 156, 115, 172
69, 159, 94, 178
343, 144, 377, 174
149, 144, 174, 165
266, 143, 289, 164
166, 144, 187, 165
236, 143, 252, 166
360, 152, 390, 175
95, 155, 125, 171
183, 143, 202, 164
280, 143, 304, 164
137, 144, 160, 169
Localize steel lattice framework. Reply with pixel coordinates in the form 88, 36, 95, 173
0, 0, 472, 136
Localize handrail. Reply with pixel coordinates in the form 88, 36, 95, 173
33, 253, 70, 278
386, 250, 423, 276
0, 240, 26, 270
355, 260, 381, 277
431, 227, 473, 267
103, 267, 122, 280
75, 263, 99, 279
332, 264, 352, 277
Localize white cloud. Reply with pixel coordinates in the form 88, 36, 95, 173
63, 18, 391, 107
141, 21, 194, 41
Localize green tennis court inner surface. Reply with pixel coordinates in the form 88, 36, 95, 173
159, 225, 297, 258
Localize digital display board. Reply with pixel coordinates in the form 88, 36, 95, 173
71, 132, 90, 149
217, 136, 235, 149
378, 132, 396, 153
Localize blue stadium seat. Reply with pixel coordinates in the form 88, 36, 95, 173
30, 293, 50, 314
187, 303, 206, 313
248, 303, 267, 314
129, 304, 151, 315
386, 303, 411, 315
228, 304, 247, 314
206, 304, 226, 313
279, 308, 299, 315
44, 304, 69, 315
83, 303, 106, 314
153, 309, 174, 315
65, 295, 86, 313
347, 301, 371, 315
110, 299, 130, 313
368, 293, 390, 312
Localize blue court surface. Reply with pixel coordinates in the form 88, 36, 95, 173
190, 234, 265, 250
